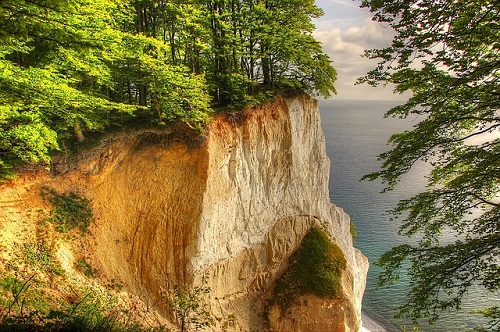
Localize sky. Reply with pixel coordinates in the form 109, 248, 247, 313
312, 0, 405, 101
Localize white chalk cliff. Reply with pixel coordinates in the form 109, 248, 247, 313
0, 94, 368, 331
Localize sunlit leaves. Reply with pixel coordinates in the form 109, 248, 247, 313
141, 56, 211, 130
0, 115, 58, 164
201, 0, 336, 104
361, 0, 500, 328
0, 0, 139, 176
0, 0, 336, 179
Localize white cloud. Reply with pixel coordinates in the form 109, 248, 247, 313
321, 0, 360, 9
313, 5, 406, 100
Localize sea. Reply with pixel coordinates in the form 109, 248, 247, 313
319, 99, 496, 332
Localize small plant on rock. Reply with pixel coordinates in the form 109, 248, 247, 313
76, 259, 98, 278
272, 227, 347, 309
163, 280, 212, 332
21, 241, 64, 276
42, 188, 93, 232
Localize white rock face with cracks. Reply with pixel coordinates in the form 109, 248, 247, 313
190, 95, 369, 331
0, 94, 368, 331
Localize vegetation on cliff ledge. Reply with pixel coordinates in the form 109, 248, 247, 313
42, 188, 94, 233
272, 227, 347, 309
0, 0, 337, 181
0, 195, 162, 331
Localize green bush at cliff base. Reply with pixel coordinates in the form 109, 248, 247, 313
42, 188, 93, 233
273, 227, 347, 309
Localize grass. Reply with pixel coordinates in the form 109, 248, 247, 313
0, 275, 165, 332
350, 222, 357, 239
0, 274, 56, 322
272, 227, 347, 309
76, 259, 97, 278
0, 246, 162, 331
21, 241, 64, 276
42, 188, 93, 233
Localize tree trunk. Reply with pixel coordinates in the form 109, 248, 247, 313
74, 120, 85, 142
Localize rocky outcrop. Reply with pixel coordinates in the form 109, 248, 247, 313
197, 95, 369, 331
191, 95, 368, 331
0, 94, 368, 331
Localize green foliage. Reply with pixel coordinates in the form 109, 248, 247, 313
0, 0, 139, 177
0, 0, 336, 180
76, 259, 97, 278
0, 276, 163, 331
200, 0, 336, 104
350, 222, 357, 239
55, 293, 126, 332
359, 0, 500, 328
469, 307, 500, 332
0, 274, 67, 325
0, 159, 19, 183
273, 227, 346, 309
21, 242, 64, 276
0, 275, 38, 317
163, 281, 212, 332
43, 188, 93, 233
140, 57, 212, 131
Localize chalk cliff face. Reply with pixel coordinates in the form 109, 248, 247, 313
193, 95, 369, 331
0, 94, 368, 331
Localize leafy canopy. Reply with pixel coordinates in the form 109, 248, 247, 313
359, 0, 499, 329
0, 0, 336, 181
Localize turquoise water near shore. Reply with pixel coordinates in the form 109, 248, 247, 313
319, 99, 496, 331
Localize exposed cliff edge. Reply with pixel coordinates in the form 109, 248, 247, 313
0, 94, 368, 331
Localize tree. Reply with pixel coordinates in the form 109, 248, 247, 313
247, 0, 337, 97
163, 282, 212, 332
197, 0, 337, 106
1, 0, 336, 181
359, 0, 499, 329
0, 0, 134, 178
0, 0, 212, 180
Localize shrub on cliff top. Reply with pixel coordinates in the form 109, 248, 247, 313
273, 227, 347, 309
